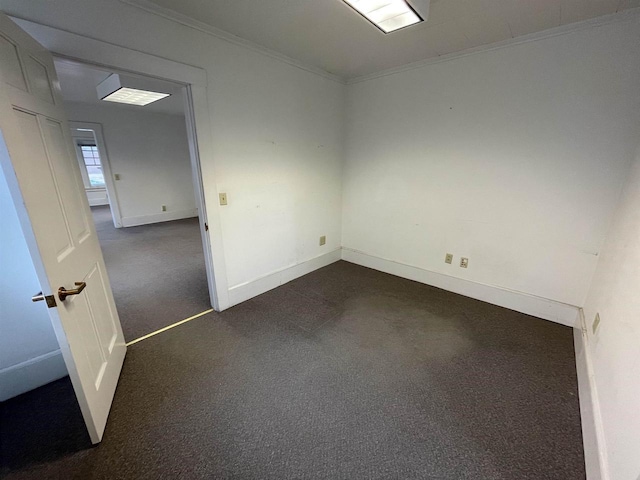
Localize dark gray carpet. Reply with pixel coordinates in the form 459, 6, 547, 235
0, 378, 92, 475
1, 261, 585, 479
91, 205, 210, 341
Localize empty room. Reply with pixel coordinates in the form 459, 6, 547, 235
0, 1, 638, 479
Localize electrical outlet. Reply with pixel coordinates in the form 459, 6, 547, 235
592, 312, 601, 334
114, 173, 121, 181
219, 193, 228, 205
445, 253, 453, 264
319, 235, 326, 246
460, 257, 469, 268
161, 205, 167, 212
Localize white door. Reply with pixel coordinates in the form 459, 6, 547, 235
0, 13, 125, 443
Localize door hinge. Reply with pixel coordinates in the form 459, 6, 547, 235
205, 222, 209, 232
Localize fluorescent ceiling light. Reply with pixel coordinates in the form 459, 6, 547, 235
97, 74, 170, 106
102, 87, 169, 106
343, 0, 427, 33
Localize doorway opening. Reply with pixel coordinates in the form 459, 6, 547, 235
54, 58, 214, 342
1, 15, 226, 463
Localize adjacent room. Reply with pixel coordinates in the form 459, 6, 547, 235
0, 1, 639, 479
56, 59, 211, 341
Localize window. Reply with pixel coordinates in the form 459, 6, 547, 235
80, 145, 105, 188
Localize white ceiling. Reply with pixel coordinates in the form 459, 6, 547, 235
138, 0, 639, 79
53, 58, 186, 115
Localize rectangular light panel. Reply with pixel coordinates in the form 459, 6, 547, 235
101, 87, 170, 106
344, 0, 423, 33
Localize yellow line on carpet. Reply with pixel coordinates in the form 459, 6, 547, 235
126, 308, 214, 346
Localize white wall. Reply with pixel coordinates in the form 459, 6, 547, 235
0, 165, 67, 401
581, 142, 640, 480
1, 0, 346, 297
343, 15, 640, 310
64, 101, 197, 227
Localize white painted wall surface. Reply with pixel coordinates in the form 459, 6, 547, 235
0, 165, 67, 401
63, 101, 197, 227
343, 16, 640, 307
582, 143, 640, 480
1, 0, 345, 293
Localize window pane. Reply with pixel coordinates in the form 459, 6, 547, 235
80, 145, 102, 168
86, 165, 105, 187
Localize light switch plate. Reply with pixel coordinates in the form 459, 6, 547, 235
219, 193, 228, 205
319, 235, 326, 246
592, 312, 601, 334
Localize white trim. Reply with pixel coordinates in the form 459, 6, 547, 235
347, 7, 640, 85
120, 208, 198, 227
227, 248, 342, 308
181, 84, 224, 311
11, 3, 639, 87
10, 18, 230, 311
341, 248, 581, 327
0, 350, 67, 401
574, 310, 610, 480
118, 0, 344, 85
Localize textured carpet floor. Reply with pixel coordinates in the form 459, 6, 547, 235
0, 261, 585, 479
91, 205, 210, 341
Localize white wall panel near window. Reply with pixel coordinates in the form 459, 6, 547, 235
64, 101, 198, 227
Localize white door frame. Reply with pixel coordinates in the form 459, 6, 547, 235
12, 17, 231, 311
69, 121, 123, 228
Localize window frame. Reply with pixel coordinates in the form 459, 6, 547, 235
75, 141, 106, 190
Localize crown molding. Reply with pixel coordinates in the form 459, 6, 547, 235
119, 0, 346, 84
116, 1, 638, 86
347, 7, 640, 85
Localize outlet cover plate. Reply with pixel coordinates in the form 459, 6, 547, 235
319, 235, 326, 246
460, 257, 469, 268
445, 253, 453, 264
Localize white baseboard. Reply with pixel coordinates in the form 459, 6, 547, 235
227, 248, 342, 308
120, 208, 198, 227
341, 248, 580, 328
574, 311, 609, 480
0, 350, 67, 402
